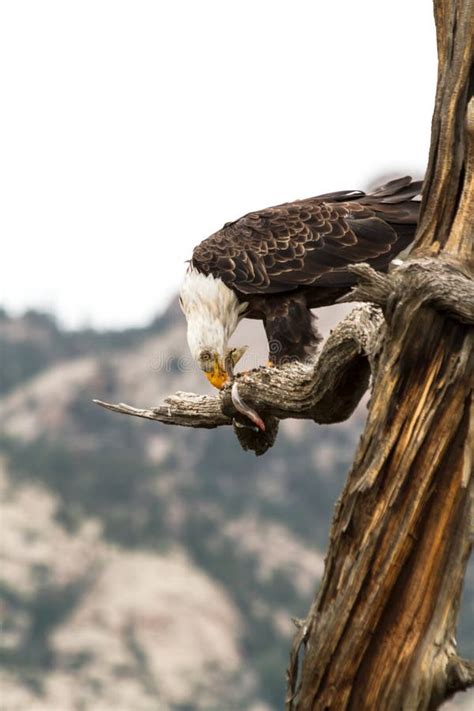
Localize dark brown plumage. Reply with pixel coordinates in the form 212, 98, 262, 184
192, 176, 422, 364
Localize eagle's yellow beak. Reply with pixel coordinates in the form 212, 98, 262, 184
204, 357, 228, 389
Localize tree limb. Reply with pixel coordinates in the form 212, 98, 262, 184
340, 258, 474, 325
93, 394, 230, 429
94, 304, 383, 454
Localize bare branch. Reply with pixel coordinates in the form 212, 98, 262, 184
93, 393, 231, 428
339, 257, 474, 325
94, 304, 383, 454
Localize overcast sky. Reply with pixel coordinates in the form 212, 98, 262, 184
1, 1, 437, 330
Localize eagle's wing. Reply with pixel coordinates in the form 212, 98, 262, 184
192, 178, 421, 296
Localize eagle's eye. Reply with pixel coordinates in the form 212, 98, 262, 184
199, 349, 214, 372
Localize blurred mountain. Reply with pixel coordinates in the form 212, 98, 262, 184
0, 304, 472, 710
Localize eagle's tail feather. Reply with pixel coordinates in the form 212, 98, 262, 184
360, 176, 422, 229
364, 176, 422, 203
359, 176, 423, 227
313, 176, 422, 223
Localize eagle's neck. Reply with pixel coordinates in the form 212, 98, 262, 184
180, 268, 245, 360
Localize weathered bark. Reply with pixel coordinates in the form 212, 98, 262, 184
287, 1, 473, 709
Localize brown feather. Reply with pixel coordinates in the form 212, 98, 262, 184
192, 176, 421, 296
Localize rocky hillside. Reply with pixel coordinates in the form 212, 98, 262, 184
0, 305, 472, 710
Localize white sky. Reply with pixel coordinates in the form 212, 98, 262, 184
1, 1, 437, 330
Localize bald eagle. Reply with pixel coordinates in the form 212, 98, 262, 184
180, 176, 421, 389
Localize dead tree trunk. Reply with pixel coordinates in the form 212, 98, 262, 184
286, 1, 473, 709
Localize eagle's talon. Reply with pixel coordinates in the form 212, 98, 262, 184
232, 418, 260, 433
224, 351, 235, 380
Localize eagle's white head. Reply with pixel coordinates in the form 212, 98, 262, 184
180, 268, 248, 388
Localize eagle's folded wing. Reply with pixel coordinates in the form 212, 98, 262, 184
192, 201, 412, 295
